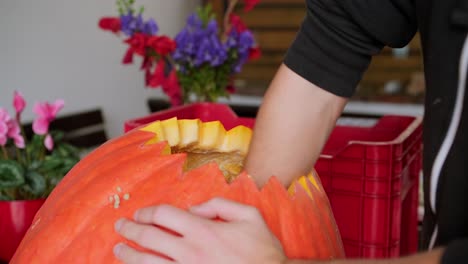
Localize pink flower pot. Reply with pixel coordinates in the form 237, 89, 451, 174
0, 199, 45, 262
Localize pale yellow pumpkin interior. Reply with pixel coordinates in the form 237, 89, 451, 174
140, 118, 321, 194
141, 118, 251, 182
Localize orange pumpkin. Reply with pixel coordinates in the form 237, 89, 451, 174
10, 118, 344, 263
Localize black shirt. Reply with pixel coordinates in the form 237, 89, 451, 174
284, 0, 468, 263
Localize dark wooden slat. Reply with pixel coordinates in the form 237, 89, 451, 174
255, 30, 298, 51
67, 131, 108, 149
23, 109, 104, 136
147, 98, 259, 118
248, 53, 422, 69
50, 109, 104, 132
254, 0, 305, 4
229, 104, 259, 118
148, 99, 171, 113
239, 7, 305, 29
22, 109, 107, 148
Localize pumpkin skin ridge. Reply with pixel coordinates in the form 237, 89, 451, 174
305, 177, 344, 256
299, 185, 340, 259
51, 152, 188, 263
47, 130, 155, 201
58, 159, 223, 263
36, 133, 161, 218
11, 141, 172, 263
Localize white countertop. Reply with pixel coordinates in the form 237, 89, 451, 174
219, 94, 424, 117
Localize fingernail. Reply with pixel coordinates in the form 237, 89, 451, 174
114, 218, 124, 232
113, 243, 123, 257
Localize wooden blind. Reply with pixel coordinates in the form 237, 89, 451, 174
207, 0, 424, 101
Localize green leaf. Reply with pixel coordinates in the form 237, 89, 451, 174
28, 160, 43, 171
26, 134, 45, 160
0, 160, 25, 189
40, 157, 63, 171
0, 192, 12, 201
50, 130, 65, 143
21, 170, 46, 196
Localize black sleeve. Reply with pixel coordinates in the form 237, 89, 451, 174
441, 239, 468, 264
283, 0, 418, 97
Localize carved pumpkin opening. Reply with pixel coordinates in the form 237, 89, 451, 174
142, 118, 250, 182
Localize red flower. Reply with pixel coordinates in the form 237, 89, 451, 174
124, 33, 148, 56
229, 14, 247, 33
122, 33, 149, 64
226, 84, 236, 94
242, 0, 260, 12
140, 55, 153, 70
145, 68, 152, 86
147, 36, 177, 56
98, 17, 121, 33
248, 46, 262, 60
163, 70, 182, 106
141, 56, 153, 86
149, 60, 166, 88
122, 48, 134, 64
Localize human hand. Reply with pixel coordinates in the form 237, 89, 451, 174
113, 197, 287, 264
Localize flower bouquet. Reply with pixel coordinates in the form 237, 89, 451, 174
0, 91, 81, 201
99, 0, 261, 106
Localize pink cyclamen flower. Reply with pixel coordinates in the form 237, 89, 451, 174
32, 99, 65, 135
0, 108, 12, 146
7, 120, 25, 149
13, 90, 26, 116
44, 134, 54, 151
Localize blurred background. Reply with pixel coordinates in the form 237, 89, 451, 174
0, 0, 424, 138
0, 0, 200, 138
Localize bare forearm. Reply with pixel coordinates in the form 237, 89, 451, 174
245, 64, 347, 187
286, 248, 444, 264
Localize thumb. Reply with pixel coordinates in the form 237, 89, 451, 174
190, 197, 261, 222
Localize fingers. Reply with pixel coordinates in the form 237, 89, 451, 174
113, 242, 174, 264
133, 205, 202, 235
189, 198, 261, 222
115, 218, 183, 260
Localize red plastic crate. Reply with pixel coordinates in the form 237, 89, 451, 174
124, 103, 254, 132
124, 103, 422, 259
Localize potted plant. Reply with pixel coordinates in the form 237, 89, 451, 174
0, 91, 81, 261
99, 0, 261, 106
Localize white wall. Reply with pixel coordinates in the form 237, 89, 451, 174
0, 0, 200, 138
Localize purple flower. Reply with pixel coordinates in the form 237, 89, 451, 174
173, 29, 194, 60
187, 13, 203, 30
206, 20, 218, 35
194, 38, 214, 66
194, 31, 227, 67
120, 12, 158, 36
120, 12, 134, 36
131, 14, 145, 33
238, 31, 255, 53
225, 30, 238, 49
175, 15, 229, 67
223, 28, 256, 73
143, 18, 158, 35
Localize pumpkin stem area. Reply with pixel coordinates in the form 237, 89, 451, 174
141, 118, 252, 183
173, 147, 245, 182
